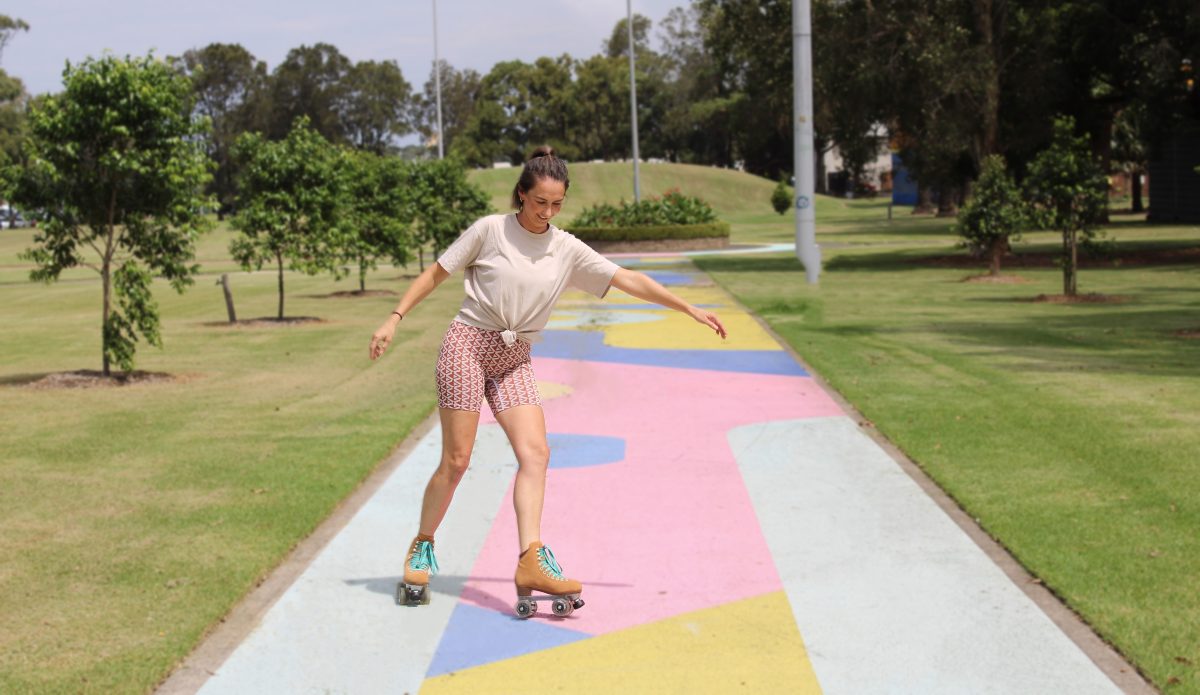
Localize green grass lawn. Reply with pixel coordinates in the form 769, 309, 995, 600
0, 224, 462, 693
2, 161, 1197, 693
697, 203, 1200, 693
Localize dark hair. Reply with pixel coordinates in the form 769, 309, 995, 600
511, 145, 569, 209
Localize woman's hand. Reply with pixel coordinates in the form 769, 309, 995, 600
369, 316, 401, 360
689, 306, 727, 339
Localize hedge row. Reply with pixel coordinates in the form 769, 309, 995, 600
564, 221, 730, 242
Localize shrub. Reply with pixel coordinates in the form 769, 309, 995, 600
565, 221, 730, 242
954, 155, 1027, 275
571, 189, 717, 228
771, 177, 791, 215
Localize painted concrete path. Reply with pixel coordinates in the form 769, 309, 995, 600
190, 256, 1125, 694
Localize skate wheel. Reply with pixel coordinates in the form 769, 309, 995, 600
515, 599, 536, 619
398, 584, 428, 606
551, 598, 572, 617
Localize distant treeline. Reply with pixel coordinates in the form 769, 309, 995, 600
2, 2, 1198, 214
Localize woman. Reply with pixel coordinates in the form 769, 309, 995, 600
369, 146, 727, 618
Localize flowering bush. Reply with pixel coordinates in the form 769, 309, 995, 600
571, 189, 718, 227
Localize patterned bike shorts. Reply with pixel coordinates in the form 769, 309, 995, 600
435, 320, 542, 414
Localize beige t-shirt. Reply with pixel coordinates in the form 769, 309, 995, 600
436, 213, 620, 344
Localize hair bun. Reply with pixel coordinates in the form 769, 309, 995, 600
529, 145, 555, 160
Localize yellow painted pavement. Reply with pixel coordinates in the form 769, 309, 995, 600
420, 591, 823, 694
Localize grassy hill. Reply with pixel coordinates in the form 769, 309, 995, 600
468, 161, 790, 224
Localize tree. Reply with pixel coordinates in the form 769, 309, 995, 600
0, 14, 29, 64
657, 6, 736, 166
408, 158, 491, 258
1110, 104, 1149, 213
343, 59, 413, 154
8, 54, 213, 375
341, 150, 416, 291
266, 43, 351, 143
567, 55, 630, 161
0, 68, 26, 166
954, 155, 1026, 275
603, 13, 652, 59
695, 0, 794, 177
454, 57, 577, 165
173, 43, 269, 216
0, 14, 29, 167
411, 60, 482, 157
231, 117, 348, 319
771, 177, 791, 215
1025, 116, 1108, 297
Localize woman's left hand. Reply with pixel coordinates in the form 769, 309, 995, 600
690, 307, 727, 339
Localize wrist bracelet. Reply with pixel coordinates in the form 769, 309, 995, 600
391, 311, 403, 320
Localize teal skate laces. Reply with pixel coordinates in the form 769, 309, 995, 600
538, 546, 565, 580
409, 540, 439, 574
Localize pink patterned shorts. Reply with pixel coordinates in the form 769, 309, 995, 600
435, 320, 542, 414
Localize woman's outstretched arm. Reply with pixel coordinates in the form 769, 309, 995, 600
608, 268, 727, 339
369, 262, 451, 360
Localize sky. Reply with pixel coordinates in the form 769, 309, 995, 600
3, 0, 686, 97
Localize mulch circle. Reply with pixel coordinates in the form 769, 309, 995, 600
1174, 329, 1200, 340
322, 290, 398, 298
923, 246, 1200, 269
21, 370, 185, 390
1029, 293, 1130, 304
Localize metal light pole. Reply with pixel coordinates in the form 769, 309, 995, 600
627, 0, 641, 202
432, 0, 445, 159
793, 0, 820, 283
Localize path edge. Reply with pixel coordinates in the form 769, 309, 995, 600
153, 410, 440, 695
702, 262, 1159, 695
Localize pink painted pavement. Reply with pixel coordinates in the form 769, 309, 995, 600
468, 356, 845, 635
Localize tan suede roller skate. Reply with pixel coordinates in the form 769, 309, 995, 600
396, 534, 438, 606
513, 541, 585, 619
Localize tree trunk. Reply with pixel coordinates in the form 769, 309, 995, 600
102, 191, 118, 377
359, 255, 367, 293
221, 274, 237, 323
913, 185, 935, 215
976, 0, 1001, 157
1063, 230, 1078, 296
935, 187, 959, 217
815, 138, 829, 194
1131, 170, 1144, 213
1095, 114, 1114, 224
102, 258, 111, 376
276, 250, 285, 320
989, 238, 1007, 276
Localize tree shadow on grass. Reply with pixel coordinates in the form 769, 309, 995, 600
699, 242, 1200, 276
928, 308, 1200, 379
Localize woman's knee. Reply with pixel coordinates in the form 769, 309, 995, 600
515, 440, 550, 472
439, 449, 473, 480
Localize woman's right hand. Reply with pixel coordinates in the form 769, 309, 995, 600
369, 317, 401, 360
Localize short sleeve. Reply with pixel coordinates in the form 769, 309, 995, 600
565, 234, 620, 298
436, 220, 486, 274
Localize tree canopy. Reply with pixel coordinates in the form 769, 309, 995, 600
9, 54, 213, 375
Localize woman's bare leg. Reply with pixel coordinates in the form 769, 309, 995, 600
493, 404, 550, 552
418, 407, 482, 536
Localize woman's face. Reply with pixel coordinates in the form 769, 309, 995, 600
520, 177, 566, 226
